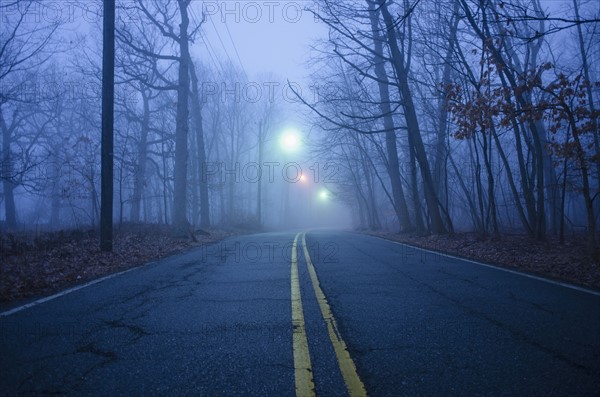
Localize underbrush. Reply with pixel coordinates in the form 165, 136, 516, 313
0, 224, 233, 304
370, 231, 600, 290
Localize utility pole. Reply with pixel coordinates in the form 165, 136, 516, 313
100, 0, 115, 251
257, 120, 263, 227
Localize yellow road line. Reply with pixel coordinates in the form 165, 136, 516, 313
301, 233, 368, 397
291, 233, 316, 397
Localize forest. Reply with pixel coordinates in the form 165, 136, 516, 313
1, 0, 599, 255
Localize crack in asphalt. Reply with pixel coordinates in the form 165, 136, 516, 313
103, 319, 150, 341
354, 246, 597, 375
76, 342, 118, 361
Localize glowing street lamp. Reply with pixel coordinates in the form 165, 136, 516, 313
280, 129, 301, 152
318, 189, 329, 201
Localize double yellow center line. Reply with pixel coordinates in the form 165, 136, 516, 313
290, 232, 367, 397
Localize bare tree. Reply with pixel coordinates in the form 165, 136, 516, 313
1, 0, 58, 229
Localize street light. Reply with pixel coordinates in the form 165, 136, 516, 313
280, 129, 301, 152
278, 128, 302, 227
258, 127, 303, 226
318, 189, 329, 201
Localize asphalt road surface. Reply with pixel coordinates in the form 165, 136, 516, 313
1, 231, 599, 396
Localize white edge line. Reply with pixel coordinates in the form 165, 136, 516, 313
0, 236, 232, 318
367, 234, 600, 297
4, 233, 597, 317
0, 263, 151, 317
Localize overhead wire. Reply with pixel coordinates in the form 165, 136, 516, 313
223, 19, 249, 79
188, 3, 227, 80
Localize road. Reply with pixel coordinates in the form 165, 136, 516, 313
1, 231, 599, 396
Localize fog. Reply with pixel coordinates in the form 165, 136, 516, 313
1, 0, 599, 248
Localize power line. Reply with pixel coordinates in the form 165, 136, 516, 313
189, 4, 248, 87
201, 33, 226, 80
188, 3, 227, 81
223, 20, 248, 79
209, 16, 234, 68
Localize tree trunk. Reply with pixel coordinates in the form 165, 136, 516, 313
481, 127, 499, 236
367, 1, 413, 232
470, 136, 486, 234
490, 124, 532, 234
379, 0, 446, 234
2, 180, 17, 229
566, 111, 596, 253
257, 121, 264, 226
0, 107, 17, 230
360, 146, 382, 230
573, 0, 600, 192
100, 0, 115, 250
171, 0, 191, 236
449, 151, 482, 230
189, 62, 211, 228
434, 2, 459, 209
559, 129, 570, 244
408, 133, 425, 232
130, 87, 150, 223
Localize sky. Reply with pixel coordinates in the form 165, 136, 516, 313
7, 1, 326, 85
190, 1, 326, 87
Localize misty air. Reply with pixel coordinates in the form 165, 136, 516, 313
1, 1, 599, 396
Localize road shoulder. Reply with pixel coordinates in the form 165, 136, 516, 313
1, 226, 244, 308
361, 231, 600, 292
